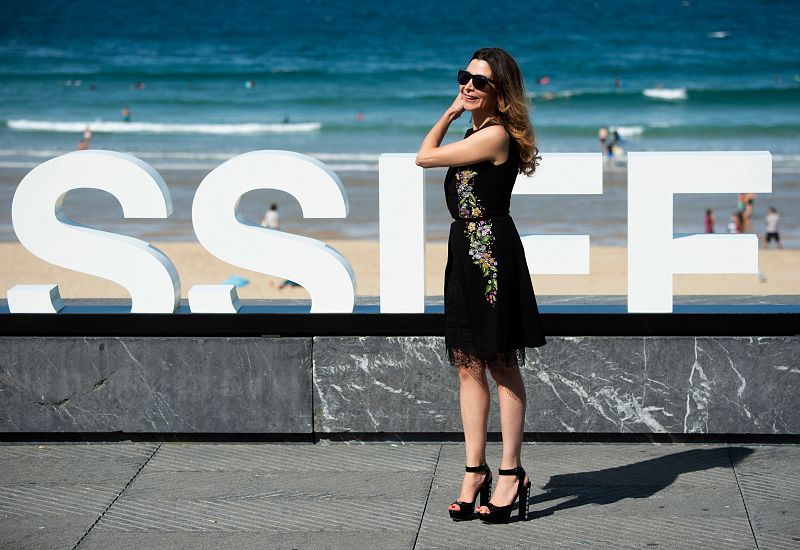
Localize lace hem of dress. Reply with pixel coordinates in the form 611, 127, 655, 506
445, 238, 526, 369
446, 344, 526, 370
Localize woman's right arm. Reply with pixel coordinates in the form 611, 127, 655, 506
415, 95, 508, 168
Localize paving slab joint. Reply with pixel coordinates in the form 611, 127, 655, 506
729, 446, 760, 550
71, 444, 161, 549
412, 445, 442, 549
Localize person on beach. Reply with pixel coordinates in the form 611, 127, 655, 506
607, 128, 625, 163
598, 127, 611, 157
77, 125, 93, 150
728, 213, 738, 233
729, 211, 745, 234
764, 207, 782, 249
416, 47, 547, 524
744, 193, 756, 230
737, 191, 754, 231
261, 203, 280, 229
704, 208, 715, 233
258, 204, 297, 288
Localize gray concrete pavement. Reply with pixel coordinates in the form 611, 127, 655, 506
1, 442, 798, 549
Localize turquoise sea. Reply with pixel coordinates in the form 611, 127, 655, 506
0, 0, 798, 245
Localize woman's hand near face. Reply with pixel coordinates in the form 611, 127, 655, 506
447, 92, 465, 120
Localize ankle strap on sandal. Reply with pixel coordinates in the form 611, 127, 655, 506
498, 466, 526, 477
465, 464, 490, 473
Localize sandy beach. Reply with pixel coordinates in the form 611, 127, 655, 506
1, 240, 797, 299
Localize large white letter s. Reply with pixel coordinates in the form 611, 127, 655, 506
191, 150, 356, 313
9, 150, 180, 313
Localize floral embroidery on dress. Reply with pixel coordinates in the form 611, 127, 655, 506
455, 169, 498, 305
456, 170, 481, 218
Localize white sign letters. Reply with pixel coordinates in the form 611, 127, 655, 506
6, 149, 771, 314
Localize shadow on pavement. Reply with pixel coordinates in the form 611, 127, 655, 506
524, 447, 754, 521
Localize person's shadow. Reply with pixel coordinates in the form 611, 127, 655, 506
517, 447, 754, 521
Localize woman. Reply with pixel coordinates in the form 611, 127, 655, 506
416, 48, 547, 524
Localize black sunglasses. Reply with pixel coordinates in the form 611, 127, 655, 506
457, 69, 496, 91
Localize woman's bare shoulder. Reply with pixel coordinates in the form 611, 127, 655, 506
482, 125, 510, 156
471, 123, 509, 144
479, 123, 509, 135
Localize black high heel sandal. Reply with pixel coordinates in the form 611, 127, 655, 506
479, 466, 530, 524
449, 463, 492, 521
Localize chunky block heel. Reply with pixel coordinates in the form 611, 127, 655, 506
479, 465, 530, 524
479, 477, 491, 507
449, 463, 492, 521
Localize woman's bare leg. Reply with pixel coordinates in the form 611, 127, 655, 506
478, 353, 529, 511
451, 349, 491, 509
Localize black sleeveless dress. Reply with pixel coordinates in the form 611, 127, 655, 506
443, 125, 547, 368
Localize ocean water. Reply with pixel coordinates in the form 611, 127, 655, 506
0, 0, 798, 245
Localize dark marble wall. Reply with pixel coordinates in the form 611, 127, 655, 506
313, 336, 799, 435
1, 335, 797, 434
0, 337, 313, 433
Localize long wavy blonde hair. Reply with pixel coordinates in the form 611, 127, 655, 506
471, 48, 541, 176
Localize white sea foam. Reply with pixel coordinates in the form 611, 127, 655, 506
0, 149, 68, 158
134, 161, 379, 171
306, 152, 380, 162
771, 154, 800, 174
325, 163, 378, 171
528, 90, 585, 100
611, 126, 644, 137
707, 30, 731, 38
643, 88, 688, 100
0, 161, 40, 169
0, 157, 378, 172
7, 119, 322, 135
772, 154, 800, 163
0, 149, 380, 163
648, 121, 676, 128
